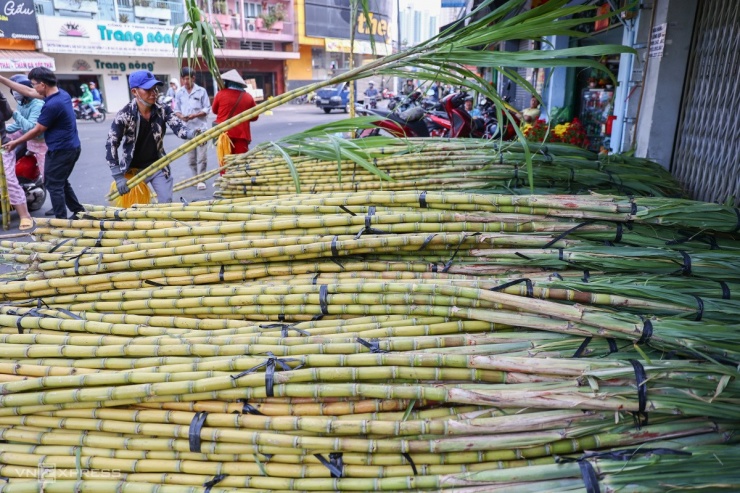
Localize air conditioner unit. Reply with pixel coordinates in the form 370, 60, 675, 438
245, 19, 257, 32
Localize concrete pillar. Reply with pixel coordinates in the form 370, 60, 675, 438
633, 0, 698, 168
542, 35, 569, 121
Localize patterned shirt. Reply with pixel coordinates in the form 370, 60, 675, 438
105, 99, 195, 178
174, 84, 210, 132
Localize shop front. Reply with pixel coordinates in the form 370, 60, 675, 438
37, 16, 182, 110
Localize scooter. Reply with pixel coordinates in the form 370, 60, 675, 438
14, 144, 46, 212
72, 98, 106, 123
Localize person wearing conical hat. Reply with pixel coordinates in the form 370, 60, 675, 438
211, 69, 258, 170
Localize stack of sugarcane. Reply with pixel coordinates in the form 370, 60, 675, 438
205, 138, 685, 199
0, 191, 739, 491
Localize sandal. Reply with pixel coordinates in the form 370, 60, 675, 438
196, 182, 207, 190
19, 218, 34, 231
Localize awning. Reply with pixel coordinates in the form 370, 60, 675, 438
0, 51, 56, 72
215, 49, 300, 60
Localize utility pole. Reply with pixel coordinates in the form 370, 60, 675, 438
396, 0, 402, 93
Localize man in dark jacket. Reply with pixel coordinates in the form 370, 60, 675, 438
106, 70, 198, 203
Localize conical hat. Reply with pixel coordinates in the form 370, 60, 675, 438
221, 69, 247, 87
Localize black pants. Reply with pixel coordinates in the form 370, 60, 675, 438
45, 147, 84, 219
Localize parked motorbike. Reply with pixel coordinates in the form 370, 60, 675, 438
14, 144, 46, 212
72, 98, 106, 123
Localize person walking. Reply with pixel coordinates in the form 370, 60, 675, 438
165, 78, 179, 109
211, 70, 258, 164
1, 75, 47, 230
106, 70, 200, 204
174, 67, 209, 189
0, 67, 85, 220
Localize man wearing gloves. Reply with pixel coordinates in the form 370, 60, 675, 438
105, 70, 199, 203
174, 67, 209, 189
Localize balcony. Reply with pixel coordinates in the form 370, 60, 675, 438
203, 0, 294, 42
34, 0, 184, 23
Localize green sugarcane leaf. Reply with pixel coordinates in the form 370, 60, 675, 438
268, 142, 301, 193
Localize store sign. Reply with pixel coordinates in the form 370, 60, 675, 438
0, 55, 54, 71
305, 0, 390, 42
38, 17, 179, 57
0, 0, 41, 40
649, 23, 667, 59
325, 38, 391, 56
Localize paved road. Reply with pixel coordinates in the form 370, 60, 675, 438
3, 102, 350, 234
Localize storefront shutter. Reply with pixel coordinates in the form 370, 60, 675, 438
672, 0, 740, 205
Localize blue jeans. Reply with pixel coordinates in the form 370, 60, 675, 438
45, 147, 84, 219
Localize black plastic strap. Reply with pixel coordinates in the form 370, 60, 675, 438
402, 453, 418, 475
180, 197, 190, 205
329, 236, 344, 270
692, 295, 704, 322
629, 359, 648, 428
733, 208, 740, 233
442, 234, 477, 273
629, 199, 637, 216
98, 221, 106, 231
637, 318, 653, 345
238, 399, 264, 416
515, 252, 532, 261
419, 191, 428, 208
573, 337, 618, 358
312, 273, 320, 285
718, 281, 731, 300
259, 322, 310, 337
357, 337, 388, 354
578, 460, 600, 493
355, 206, 389, 238
339, 205, 356, 216
144, 280, 165, 287
113, 209, 122, 221
582, 270, 590, 283
431, 263, 438, 273
679, 250, 692, 276
314, 453, 343, 478
613, 222, 623, 244
219, 265, 225, 282
203, 474, 228, 493
491, 278, 533, 298
189, 411, 208, 452
319, 284, 330, 316
230, 353, 302, 397
550, 272, 563, 280
558, 249, 564, 261
543, 221, 593, 248
48, 238, 71, 253
418, 234, 437, 251
95, 231, 104, 248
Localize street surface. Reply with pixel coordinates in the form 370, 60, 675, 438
2, 102, 350, 234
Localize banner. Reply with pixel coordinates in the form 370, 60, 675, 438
38, 17, 179, 57
0, 0, 41, 40
305, 0, 391, 42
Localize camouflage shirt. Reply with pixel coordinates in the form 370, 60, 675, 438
105, 99, 195, 178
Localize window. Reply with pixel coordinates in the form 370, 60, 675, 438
243, 1, 261, 18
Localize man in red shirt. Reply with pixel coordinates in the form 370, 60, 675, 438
211, 70, 258, 160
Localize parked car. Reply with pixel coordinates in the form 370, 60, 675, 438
315, 82, 350, 113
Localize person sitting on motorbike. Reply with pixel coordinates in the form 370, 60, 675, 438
89, 82, 102, 111
1, 75, 46, 230
364, 81, 379, 103
79, 84, 100, 117
464, 97, 483, 119
401, 79, 415, 96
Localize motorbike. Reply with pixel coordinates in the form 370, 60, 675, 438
363, 93, 379, 109
14, 144, 46, 212
72, 98, 106, 123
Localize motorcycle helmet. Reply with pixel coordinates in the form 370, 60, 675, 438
368, 81, 374, 85
9, 75, 32, 104
16, 153, 40, 182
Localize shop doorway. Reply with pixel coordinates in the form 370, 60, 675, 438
57, 75, 102, 102
242, 72, 275, 98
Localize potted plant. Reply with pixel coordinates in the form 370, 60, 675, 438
259, 2, 286, 30
213, 0, 226, 14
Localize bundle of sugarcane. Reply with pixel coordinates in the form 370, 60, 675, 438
1, 191, 739, 491
208, 137, 684, 199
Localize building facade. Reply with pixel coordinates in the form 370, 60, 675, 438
0, 0, 298, 110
